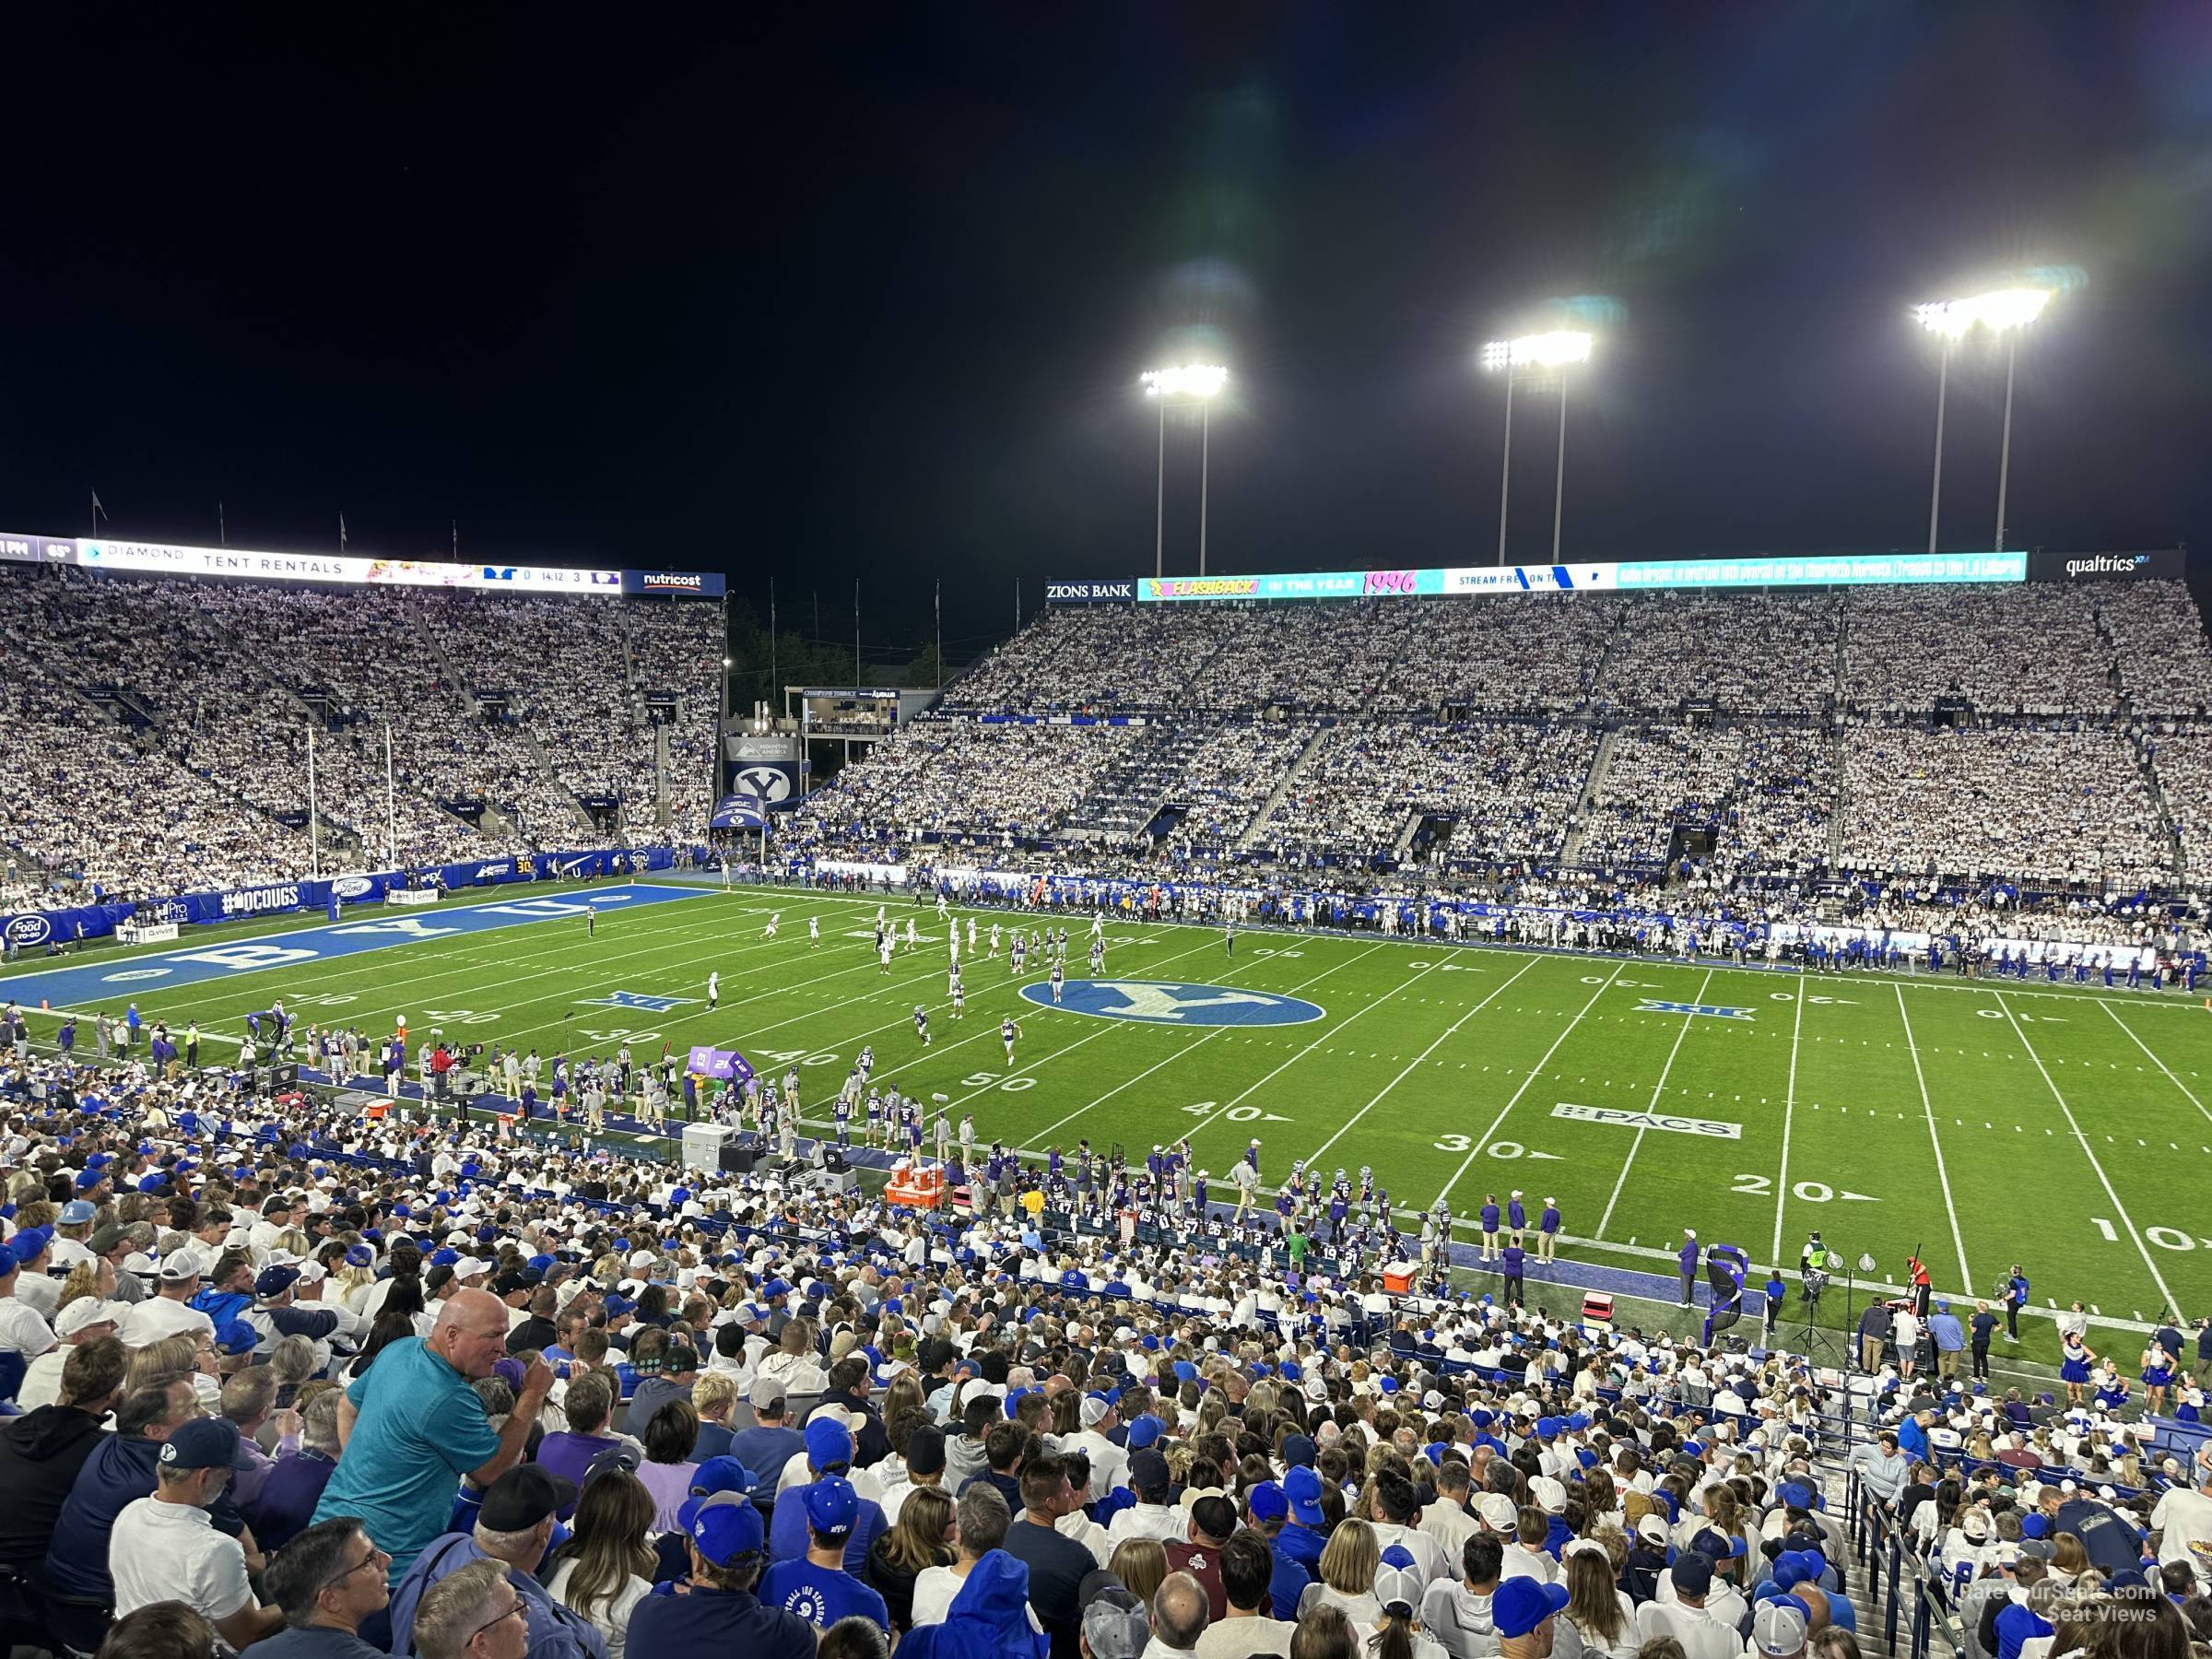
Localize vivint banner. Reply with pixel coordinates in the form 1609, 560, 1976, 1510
1100, 550, 2030, 604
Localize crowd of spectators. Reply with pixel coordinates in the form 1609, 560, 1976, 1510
2100, 583, 2212, 716
0, 568, 719, 906
1254, 722, 1595, 870
943, 608, 1214, 713
1, 1036, 2210, 1659
1369, 596, 1618, 716
1594, 596, 1839, 718
1841, 587, 2116, 717
2144, 733, 2212, 887
788, 719, 1140, 851
1573, 727, 1836, 884
1837, 727, 2173, 888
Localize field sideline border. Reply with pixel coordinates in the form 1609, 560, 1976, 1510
13, 868, 2207, 1016
7, 874, 2191, 1335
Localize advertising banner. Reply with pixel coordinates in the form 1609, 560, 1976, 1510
2027, 549, 2185, 583
1114, 550, 2030, 603
1043, 579, 1138, 604
620, 569, 727, 597
75, 539, 627, 594
0, 531, 76, 564
3, 903, 135, 948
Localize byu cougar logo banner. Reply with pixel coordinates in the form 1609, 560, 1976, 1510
735, 763, 797, 804
1021, 980, 1325, 1027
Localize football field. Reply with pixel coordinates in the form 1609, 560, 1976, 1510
10, 878, 2212, 1335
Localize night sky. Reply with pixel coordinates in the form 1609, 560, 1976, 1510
6, 5, 2209, 657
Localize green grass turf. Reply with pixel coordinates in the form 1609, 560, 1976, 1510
12, 880, 2212, 1345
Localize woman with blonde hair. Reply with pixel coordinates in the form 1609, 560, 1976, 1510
124, 1330, 201, 1395
866, 1485, 954, 1631
2048, 1533, 2089, 1584
1301, 1517, 1383, 1624
1110, 1536, 1169, 1607
54, 1257, 115, 1315
880, 1372, 925, 1435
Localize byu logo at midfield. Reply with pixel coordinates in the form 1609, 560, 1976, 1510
1636, 999, 1754, 1019
1023, 979, 1325, 1027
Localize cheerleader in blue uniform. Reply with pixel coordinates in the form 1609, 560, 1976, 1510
2059, 1330, 2096, 1406
2093, 1359, 2132, 1414
2139, 1342, 2173, 1417
2174, 1375, 2204, 1424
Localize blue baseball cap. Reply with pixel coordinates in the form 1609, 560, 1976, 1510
1285, 1466, 1326, 1526
1281, 1433, 1317, 1468
1248, 1480, 1288, 1523
689, 1495, 765, 1565
804, 1476, 860, 1539
805, 1418, 853, 1470
692, 1455, 754, 1497
1495, 1579, 1569, 1639
1125, 1414, 1164, 1451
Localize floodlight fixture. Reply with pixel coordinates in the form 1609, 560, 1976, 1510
1481, 331, 1594, 372
1914, 286, 2059, 551
1912, 287, 2052, 339
1140, 363, 1229, 399
1482, 332, 1594, 563
1140, 364, 1230, 576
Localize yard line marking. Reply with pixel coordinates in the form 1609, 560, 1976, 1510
2096, 1000, 2212, 1129
1893, 982, 1972, 1290
1430, 961, 1626, 1212
1302, 956, 1543, 1169
1996, 991, 2179, 1316
1179, 945, 1428, 1149
1595, 968, 1713, 1239
1771, 972, 1806, 1262
937, 939, 1384, 1133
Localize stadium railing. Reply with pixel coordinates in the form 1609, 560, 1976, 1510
1845, 1468, 1965, 1659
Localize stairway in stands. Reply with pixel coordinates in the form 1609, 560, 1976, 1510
1557, 726, 1618, 865
1062, 722, 1206, 842
1236, 725, 1335, 851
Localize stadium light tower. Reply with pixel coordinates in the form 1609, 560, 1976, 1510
1141, 363, 1229, 577
1481, 331, 1593, 565
1913, 287, 2053, 553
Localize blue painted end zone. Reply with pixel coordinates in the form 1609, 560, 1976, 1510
1, 883, 711, 1011
1020, 979, 1325, 1027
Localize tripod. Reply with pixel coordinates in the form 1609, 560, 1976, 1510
1794, 1265, 1846, 1364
